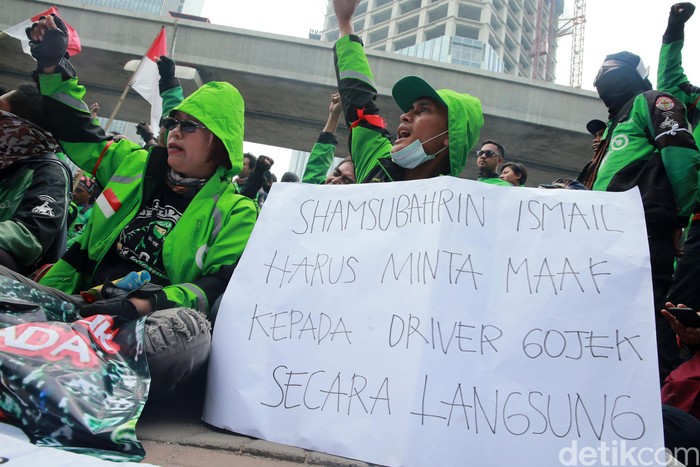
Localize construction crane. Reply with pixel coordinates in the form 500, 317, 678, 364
532, 0, 587, 87
558, 0, 587, 88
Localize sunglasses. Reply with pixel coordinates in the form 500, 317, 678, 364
477, 149, 499, 158
162, 117, 207, 134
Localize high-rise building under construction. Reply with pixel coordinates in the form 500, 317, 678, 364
320, 0, 565, 82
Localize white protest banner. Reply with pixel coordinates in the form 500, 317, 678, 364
204, 177, 663, 466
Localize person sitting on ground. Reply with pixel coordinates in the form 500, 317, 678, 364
302, 92, 356, 185
476, 140, 511, 186
0, 82, 71, 274
332, 0, 483, 183
151, 55, 271, 206
66, 174, 100, 249
22, 14, 258, 394
499, 161, 528, 187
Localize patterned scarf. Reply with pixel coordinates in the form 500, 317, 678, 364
578, 137, 611, 190
166, 168, 208, 198
0, 111, 60, 170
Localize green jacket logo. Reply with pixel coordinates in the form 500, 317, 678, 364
31, 195, 56, 217
609, 134, 629, 152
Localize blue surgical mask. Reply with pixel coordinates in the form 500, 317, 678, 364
391, 130, 448, 169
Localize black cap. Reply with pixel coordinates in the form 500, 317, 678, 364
586, 119, 606, 136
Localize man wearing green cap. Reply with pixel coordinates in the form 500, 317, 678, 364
332, 0, 483, 183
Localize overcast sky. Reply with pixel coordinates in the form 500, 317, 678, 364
200, 0, 700, 173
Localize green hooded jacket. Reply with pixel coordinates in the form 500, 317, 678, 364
37, 73, 257, 316
333, 35, 483, 183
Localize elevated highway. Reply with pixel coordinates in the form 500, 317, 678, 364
0, 0, 606, 184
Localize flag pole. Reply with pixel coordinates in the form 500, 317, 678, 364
104, 83, 131, 132
104, 24, 166, 131
171, 20, 179, 57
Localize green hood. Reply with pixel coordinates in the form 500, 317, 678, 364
173, 81, 245, 175
393, 76, 484, 176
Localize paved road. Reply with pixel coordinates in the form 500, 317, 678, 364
136, 394, 372, 467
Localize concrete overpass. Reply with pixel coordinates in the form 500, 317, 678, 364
0, 0, 607, 185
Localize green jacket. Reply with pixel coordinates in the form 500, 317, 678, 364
593, 91, 700, 226
477, 173, 512, 186
333, 35, 483, 183
302, 132, 338, 184
0, 155, 70, 269
37, 73, 257, 316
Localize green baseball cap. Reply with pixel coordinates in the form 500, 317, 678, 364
392, 76, 483, 176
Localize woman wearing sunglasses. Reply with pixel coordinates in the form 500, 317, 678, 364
21, 14, 258, 394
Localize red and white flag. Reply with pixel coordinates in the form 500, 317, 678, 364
3, 6, 81, 57
95, 188, 122, 219
129, 26, 168, 132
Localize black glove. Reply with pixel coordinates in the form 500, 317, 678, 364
25, 14, 69, 69
157, 55, 179, 93
135, 121, 155, 142
239, 156, 274, 200
253, 155, 274, 176
665, 3, 695, 42
79, 297, 140, 320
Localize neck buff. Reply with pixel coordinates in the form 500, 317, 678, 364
166, 168, 208, 198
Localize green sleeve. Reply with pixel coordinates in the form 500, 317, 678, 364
39, 73, 146, 187
161, 85, 184, 117
303, 132, 338, 184
658, 40, 694, 106
0, 222, 42, 266
302, 142, 334, 184
334, 35, 394, 183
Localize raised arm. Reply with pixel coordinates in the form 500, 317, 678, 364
332, 0, 393, 182
303, 93, 343, 184
658, 3, 700, 114
157, 55, 184, 117
27, 14, 143, 187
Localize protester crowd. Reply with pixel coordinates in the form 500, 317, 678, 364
3, 0, 700, 463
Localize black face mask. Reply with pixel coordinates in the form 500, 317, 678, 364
595, 67, 648, 116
